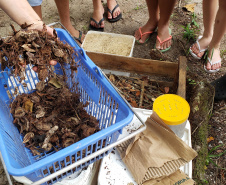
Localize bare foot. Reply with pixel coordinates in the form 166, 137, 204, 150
90, 7, 105, 28
134, 21, 157, 44
205, 48, 221, 71
190, 36, 211, 58
107, 0, 121, 20
155, 26, 172, 50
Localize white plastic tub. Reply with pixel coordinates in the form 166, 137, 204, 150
81, 31, 135, 57
98, 108, 192, 185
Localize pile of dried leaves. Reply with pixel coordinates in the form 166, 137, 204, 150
0, 25, 77, 81
0, 26, 100, 156
10, 78, 100, 156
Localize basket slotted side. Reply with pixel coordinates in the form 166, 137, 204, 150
0, 29, 133, 184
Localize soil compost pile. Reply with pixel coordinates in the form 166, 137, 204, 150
0, 26, 100, 156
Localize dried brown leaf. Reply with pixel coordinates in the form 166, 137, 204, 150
49, 78, 62, 88
24, 99, 33, 112
36, 81, 45, 91
164, 87, 170, 94
23, 132, 34, 143
14, 107, 26, 118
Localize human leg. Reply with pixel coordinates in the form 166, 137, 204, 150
190, 0, 218, 59
155, 0, 177, 51
134, 0, 159, 44
204, 0, 226, 72
31, 6, 42, 19
27, 0, 43, 19
107, 0, 121, 22
54, 0, 85, 43
90, 0, 104, 30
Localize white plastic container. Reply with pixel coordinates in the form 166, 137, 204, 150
153, 94, 190, 138
82, 31, 135, 77
98, 108, 192, 185
81, 31, 135, 57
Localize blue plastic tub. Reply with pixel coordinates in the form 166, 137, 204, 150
0, 28, 133, 184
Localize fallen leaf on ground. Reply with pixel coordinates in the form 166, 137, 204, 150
182, 3, 196, 13
207, 136, 214, 143
164, 87, 169, 94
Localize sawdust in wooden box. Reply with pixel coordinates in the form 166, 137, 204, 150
82, 33, 134, 56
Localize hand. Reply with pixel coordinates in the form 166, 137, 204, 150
26, 20, 55, 36
27, 21, 58, 72
32, 60, 58, 72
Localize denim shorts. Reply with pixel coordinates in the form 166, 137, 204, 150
27, 0, 43, 6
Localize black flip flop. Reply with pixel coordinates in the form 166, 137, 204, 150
89, 17, 104, 32
107, 4, 122, 23
211, 74, 226, 100
73, 30, 83, 44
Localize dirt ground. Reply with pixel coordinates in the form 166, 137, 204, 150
0, 0, 225, 184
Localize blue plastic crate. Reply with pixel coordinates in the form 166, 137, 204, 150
0, 28, 133, 184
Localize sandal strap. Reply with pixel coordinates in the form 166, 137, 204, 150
196, 38, 206, 53
108, 4, 119, 15
90, 17, 104, 27
139, 27, 154, 39
191, 36, 207, 54
157, 35, 172, 45
78, 30, 82, 40
207, 57, 222, 66
73, 30, 83, 44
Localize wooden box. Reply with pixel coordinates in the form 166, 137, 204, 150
86, 52, 187, 99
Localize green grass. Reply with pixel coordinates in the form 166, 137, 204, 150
182, 23, 196, 42
206, 144, 226, 170
188, 79, 196, 85
182, 13, 200, 42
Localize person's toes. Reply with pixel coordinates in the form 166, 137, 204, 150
206, 62, 211, 70
90, 21, 95, 27
191, 44, 199, 54
108, 13, 112, 20
156, 41, 161, 50
197, 51, 204, 58
139, 39, 145, 44
100, 21, 104, 28
114, 8, 120, 18
165, 41, 170, 49
81, 34, 85, 43
134, 30, 140, 40
213, 63, 221, 70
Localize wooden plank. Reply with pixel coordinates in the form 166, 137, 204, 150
86, 52, 178, 78
177, 56, 187, 99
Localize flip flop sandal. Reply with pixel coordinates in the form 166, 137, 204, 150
107, 4, 122, 23
211, 74, 226, 100
203, 57, 221, 74
73, 30, 83, 44
189, 36, 207, 59
154, 28, 172, 52
136, 27, 155, 44
89, 17, 104, 32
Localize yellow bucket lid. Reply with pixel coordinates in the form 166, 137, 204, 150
153, 94, 190, 125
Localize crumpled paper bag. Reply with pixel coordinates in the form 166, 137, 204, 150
117, 112, 197, 185
142, 170, 195, 185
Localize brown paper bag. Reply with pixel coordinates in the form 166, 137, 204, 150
142, 170, 195, 185
118, 112, 197, 185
